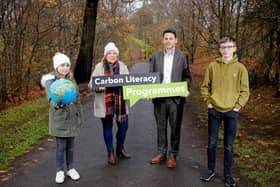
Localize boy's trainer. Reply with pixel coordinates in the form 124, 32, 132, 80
200, 170, 215, 182
225, 176, 236, 187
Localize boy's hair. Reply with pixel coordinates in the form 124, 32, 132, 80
219, 36, 236, 45
163, 28, 177, 38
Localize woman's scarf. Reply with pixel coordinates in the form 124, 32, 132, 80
104, 60, 127, 123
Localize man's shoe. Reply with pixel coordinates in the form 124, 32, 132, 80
225, 176, 236, 187
149, 154, 166, 164
116, 148, 131, 158
55, 170, 65, 184
166, 157, 176, 168
67, 168, 80, 180
200, 170, 215, 182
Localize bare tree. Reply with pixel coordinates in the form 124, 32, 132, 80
242, 0, 280, 93
74, 0, 99, 84
0, 0, 84, 108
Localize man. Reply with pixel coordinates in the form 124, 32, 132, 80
149, 28, 192, 168
200, 36, 249, 187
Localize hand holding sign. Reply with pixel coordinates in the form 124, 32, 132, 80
91, 73, 189, 107
95, 87, 105, 93
123, 82, 189, 107
92, 73, 160, 88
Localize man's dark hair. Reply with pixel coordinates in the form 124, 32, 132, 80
163, 28, 177, 38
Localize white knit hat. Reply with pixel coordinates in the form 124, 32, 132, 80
104, 42, 119, 56
53, 52, 71, 70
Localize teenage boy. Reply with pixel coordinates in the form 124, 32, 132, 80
200, 36, 249, 187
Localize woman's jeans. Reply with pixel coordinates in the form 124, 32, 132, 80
207, 108, 238, 177
101, 115, 128, 151
55, 137, 75, 171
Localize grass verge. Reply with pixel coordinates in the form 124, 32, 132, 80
0, 97, 49, 170
235, 119, 280, 184
235, 138, 280, 187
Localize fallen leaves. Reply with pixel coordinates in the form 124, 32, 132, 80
0, 170, 8, 174
0, 176, 11, 182
192, 165, 199, 169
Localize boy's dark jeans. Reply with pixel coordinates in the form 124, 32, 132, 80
207, 108, 238, 177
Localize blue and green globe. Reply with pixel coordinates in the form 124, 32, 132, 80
49, 79, 77, 105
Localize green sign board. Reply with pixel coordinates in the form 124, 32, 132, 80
123, 82, 189, 107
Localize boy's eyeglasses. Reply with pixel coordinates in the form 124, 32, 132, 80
219, 46, 236, 49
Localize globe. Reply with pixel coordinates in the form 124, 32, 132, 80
49, 79, 77, 105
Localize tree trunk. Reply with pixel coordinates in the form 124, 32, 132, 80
263, 32, 274, 84
0, 48, 7, 109
275, 28, 280, 96
276, 60, 280, 96
235, 0, 241, 40
74, 0, 99, 84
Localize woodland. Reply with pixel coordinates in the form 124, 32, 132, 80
0, 0, 280, 108
0, 1, 280, 186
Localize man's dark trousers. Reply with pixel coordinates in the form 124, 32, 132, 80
153, 97, 184, 158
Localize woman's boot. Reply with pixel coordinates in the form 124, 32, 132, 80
107, 149, 117, 165
116, 147, 131, 158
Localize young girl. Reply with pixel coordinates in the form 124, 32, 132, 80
88, 42, 131, 165
41, 52, 83, 183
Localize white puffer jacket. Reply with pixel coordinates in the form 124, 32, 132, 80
40, 73, 55, 88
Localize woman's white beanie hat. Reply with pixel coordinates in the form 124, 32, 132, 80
53, 52, 71, 70
104, 42, 119, 56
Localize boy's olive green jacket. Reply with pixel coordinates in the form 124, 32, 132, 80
201, 55, 249, 112
44, 75, 83, 137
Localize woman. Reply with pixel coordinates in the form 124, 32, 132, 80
88, 42, 130, 165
